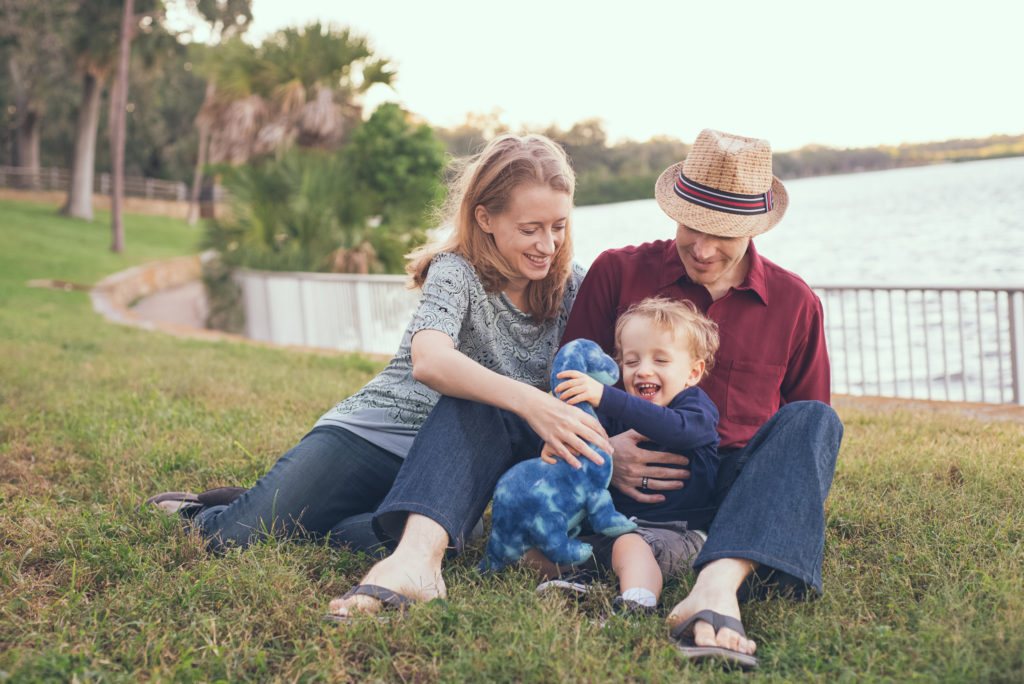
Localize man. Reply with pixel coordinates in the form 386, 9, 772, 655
562, 128, 843, 668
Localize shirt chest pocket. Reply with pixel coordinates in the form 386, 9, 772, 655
725, 360, 786, 426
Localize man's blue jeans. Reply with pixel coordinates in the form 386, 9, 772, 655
696, 400, 843, 598
374, 397, 842, 597
192, 425, 403, 553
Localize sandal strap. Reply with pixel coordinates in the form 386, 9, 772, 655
670, 609, 747, 641
341, 584, 416, 610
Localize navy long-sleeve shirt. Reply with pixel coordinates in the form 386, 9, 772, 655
597, 384, 720, 529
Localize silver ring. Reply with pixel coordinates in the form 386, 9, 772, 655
641, 476, 649, 489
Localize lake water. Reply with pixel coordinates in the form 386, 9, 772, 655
572, 156, 1024, 287
572, 157, 1024, 403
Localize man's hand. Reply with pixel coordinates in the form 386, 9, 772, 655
609, 429, 690, 503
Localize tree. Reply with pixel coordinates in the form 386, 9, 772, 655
188, 21, 395, 224
434, 108, 507, 157
108, 0, 162, 252
108, 0, 135, 251
184, 0, 253, 224
60, 0, 122, 220
204, 104, 445, 277
342, 103, 445, 231
0, 0, 77, 184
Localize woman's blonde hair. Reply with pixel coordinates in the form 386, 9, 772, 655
614, 297, 720, 380
406, 134, 575, 322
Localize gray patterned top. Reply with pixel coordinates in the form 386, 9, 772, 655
314, 252, 587, 456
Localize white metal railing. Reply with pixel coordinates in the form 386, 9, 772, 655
815, 285, 1024, 405
233, 269, 1024, 405
0, 166, 227, 202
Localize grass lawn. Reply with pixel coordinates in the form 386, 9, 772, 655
1, 197, 1022, 682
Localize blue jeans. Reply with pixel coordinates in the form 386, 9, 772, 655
193, 425, 403, 554
694, 400, 843, 599
373, 396, 543, 550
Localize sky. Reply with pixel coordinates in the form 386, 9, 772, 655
172, 0, 1024, 152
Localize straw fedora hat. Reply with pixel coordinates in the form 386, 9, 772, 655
655, 129, 788, 238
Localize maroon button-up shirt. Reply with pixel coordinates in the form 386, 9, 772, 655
562, 239, 830, 450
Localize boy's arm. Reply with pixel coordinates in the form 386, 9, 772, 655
598, 386, 719, 452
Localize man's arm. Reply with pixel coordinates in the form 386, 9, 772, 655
560, 250, 620, 353
780, 294, 831, 404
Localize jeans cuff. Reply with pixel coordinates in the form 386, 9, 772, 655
373, 501, 460, 550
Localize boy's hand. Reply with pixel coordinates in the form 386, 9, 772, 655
553, 370, 605, 408
539, 442, 561, 465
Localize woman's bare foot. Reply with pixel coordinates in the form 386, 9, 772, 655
328, 513, 448, 618
666, 558, 758, 655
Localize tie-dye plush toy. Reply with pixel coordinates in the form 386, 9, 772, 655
479, 339, 637, 572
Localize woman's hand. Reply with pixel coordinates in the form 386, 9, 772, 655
609, 429, 690, 503
409, 330, 609, 469
523, 390, 610, 469
552, 370, 605, 408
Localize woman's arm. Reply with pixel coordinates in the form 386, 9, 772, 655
411, 329, 611, 468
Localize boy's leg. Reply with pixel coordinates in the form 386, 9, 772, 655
611, 533, 663, 605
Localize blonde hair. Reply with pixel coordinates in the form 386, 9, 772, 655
614, 297, 720, 380
405, 134, 576, 322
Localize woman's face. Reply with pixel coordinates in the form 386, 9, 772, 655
475, 184, 571, 289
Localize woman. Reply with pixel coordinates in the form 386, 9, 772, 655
147, 134, 608, 557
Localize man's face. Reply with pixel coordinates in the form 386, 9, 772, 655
675, 224, 751, 290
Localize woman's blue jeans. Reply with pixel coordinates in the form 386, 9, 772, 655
374, 397, 842, 598
373, 397, 543, 549
192, 425, 403, 554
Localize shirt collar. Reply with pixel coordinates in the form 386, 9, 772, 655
662, 238, 770, 305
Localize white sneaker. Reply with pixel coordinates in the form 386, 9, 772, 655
536, 569, 599, 595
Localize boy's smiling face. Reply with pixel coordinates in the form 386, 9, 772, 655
619, 317, 705, 407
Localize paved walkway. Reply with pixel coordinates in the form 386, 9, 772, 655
130, 280, 208, 329
831, 393, 1024, 424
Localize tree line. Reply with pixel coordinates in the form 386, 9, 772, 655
433, 111, 1024, 206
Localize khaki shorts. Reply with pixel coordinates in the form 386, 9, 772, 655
583, 518, 706, 581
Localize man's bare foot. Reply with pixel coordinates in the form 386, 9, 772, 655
666, 558, 757, 655
328, 513, 449, 618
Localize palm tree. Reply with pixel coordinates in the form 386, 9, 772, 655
185, 0, 253, 225
187, 21, 395, 224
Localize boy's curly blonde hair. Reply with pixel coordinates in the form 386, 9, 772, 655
613, 297, 720, 380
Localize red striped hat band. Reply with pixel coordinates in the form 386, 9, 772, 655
674, 172, 774, 216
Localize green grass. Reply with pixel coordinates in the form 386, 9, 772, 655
1, 197, 1023, 682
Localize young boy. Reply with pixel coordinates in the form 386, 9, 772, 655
541, 296, 720, 614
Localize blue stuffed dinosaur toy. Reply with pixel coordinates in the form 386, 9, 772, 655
479, 339, 637, 572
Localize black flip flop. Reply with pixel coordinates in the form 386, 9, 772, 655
323, 584, 418, 624
141, 491, 202, 515
196, 486, 248, 506
670, 609, 759, 670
